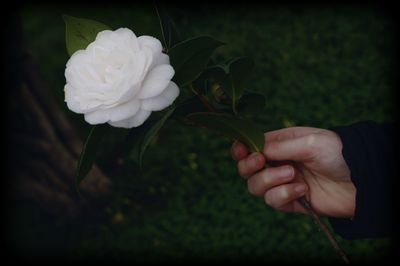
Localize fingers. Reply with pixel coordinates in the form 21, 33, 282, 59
237, 152, 266, 178
231, 140, 249, 161
264, 182, 308, 211
264, 133, 321, 162
236, 127, 319, 214
264, 127, 320, 143
247, 165, 295, 196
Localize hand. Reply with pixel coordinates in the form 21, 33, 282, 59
231, 127, 356, 218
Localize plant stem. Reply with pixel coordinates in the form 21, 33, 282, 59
297, 196, 350, 264
154, 3, 169, 53
190, 83, 217, 113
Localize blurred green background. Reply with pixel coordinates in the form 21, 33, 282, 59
16, 2, 395, 263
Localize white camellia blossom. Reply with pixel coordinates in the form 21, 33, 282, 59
64, 28, 179, 128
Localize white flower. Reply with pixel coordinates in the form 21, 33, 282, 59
64, 28, 179, 128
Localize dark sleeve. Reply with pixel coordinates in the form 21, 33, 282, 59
328, 121, 397, 239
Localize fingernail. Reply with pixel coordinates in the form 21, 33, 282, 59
249, 153, 259, 167
294, 184, 307, 194
281, 166, 293, 178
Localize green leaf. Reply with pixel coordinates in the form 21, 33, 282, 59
173, 96, 209, 117
202, 65, 230, 87
229, 57, 255, 96
63, 15, 111, 56
237, 92, 266, 115
188, 112, 264, 152
226, 57, 256, 112
130, 108, 175, 167
169, 36, 224, 87
200, 58, 256, 113
154, 3, 182, 51
76, 124, 109, 186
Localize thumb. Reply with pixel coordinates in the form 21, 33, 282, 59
264, 134, 318, 162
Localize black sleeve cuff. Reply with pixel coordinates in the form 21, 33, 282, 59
328, 121, 396, 239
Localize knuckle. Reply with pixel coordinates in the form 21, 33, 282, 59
264, 142, 277, 153
279, 187, 290, 201
261, 171, 271, 188
305, 133, 319, 150
264, 188, 289, 209
247, 180, 254, 195
283, 165, 294, 174
264, 192, 272, 206
264, 191, 278, 208
303, 134, 321, 158
264, 141, 277, 155
247, 174, 263, 196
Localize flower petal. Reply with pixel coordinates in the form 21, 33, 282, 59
138, 36, 162, 58
116, 51, 149, 101
95, 28, 140, 52
108, 109, 151, 128
84, 98, 140, 124
152, 53, 170, 67
137, 64, 174, 99
141, 82, 179, 111
64, 84, 85, 113
115, 28, 140, 52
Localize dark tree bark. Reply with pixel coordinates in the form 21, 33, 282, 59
7, 12, 111, 218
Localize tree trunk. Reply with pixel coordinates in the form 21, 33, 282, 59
7, 13, 111, 218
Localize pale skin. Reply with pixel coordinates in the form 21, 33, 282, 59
231, 127, 356, 218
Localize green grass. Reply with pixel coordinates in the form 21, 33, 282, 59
18, 3, 395, 263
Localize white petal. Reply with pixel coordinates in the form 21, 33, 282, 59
65, 50, 92, 89
137, 64, 174, 99
152, 53, 170, 67
141, 82, 179, 111
95, 30, 113, 41
66, 50, 87, 68
92, 45, 110, 62
138, 35, 162, 59
84, 98, 140, 124
65, 67, 87, 91
108, 109, 151, 128
96, 28, 140, 52
64, 84, 103, 113
114, 28, 140, 52
64, 84, 85, 113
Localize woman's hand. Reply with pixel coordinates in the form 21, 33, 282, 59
231, 127, 356, 218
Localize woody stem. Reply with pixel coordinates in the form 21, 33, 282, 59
297, 196, 350, 264
190, 83, 217, 113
